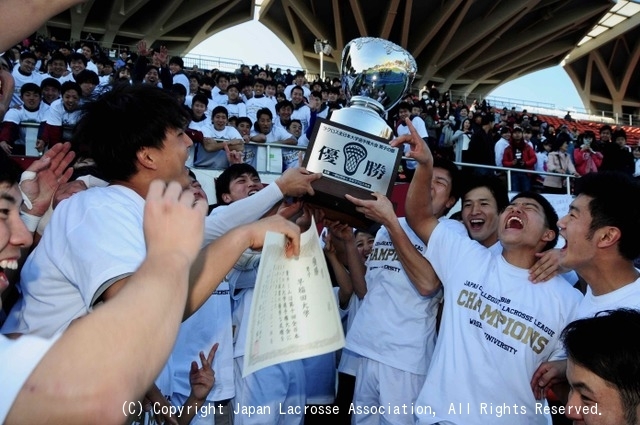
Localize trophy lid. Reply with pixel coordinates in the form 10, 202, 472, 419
341, 37, 417, 113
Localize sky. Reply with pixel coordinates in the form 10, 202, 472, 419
189, 20, 585, 113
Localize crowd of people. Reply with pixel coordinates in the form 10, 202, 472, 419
2, 34, 640, 183
1, 15, 640, 425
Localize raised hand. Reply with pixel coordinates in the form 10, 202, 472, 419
224, 143, 244, 165
390, 117, 432, 165
143, 180, 208, 265
274, 167, 321, 197
345, 192, 396, 227
136, 39, 149, 57
19, 141, 75, 216
244, 214, 301, 257
189, 343, 218, 401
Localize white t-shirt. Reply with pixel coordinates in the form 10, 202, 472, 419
291, 104, 311, 134
208, 184, 285, 360
172, 72, 190, 92
0, 334, 59, 422
575, 276, 640, 320
2, 104, 49, 145
398, 117, 428, 170
193, 124, 242, 169
43, 98, 83, 141
224, 102, 247, 119
250, 126, 292, 144
284, 84, 310, 101
245, 96, 276, 125
495, 138, 510, 167
171, 280, 235, 402
415, 220, 582, 425
2, 186, 145, 337
345, 218, 443, 375
10, 69, 43, 107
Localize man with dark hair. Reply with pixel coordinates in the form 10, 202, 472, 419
209, 163, 320, 424
460, 173, 509, 251
274, 99, 294, 130
466, 113, 495, 173
532, 171, 640, 409
594, 124, 612, 152
73, 69, 99, 104
397, 119, 581, 425
284, 70, 310, 100
44, 51, 71, 83
40, 77, 61, 105
562, 309, 640, 425
0, 142, 217, 424
169, 56, 189, 92
68, 52, 88, 82
10, 51, 43, 107
600, 128, 634, 175
212, 72, 229, 104
0, 83, 47, 155
2, 84, 302, 338
396, 101, 429, 181
289, 85, 311, 133
245, 79, 275, 125
344, 155, 462, 424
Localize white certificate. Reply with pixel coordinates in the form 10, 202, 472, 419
243, 217, 345, 376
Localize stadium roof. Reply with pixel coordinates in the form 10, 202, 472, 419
42, 0, 256, 54
258, 0, 612, 97
38, 0, 640, 114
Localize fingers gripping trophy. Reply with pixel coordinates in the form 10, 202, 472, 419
303, 37, 417, 227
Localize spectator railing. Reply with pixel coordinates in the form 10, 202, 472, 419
193, 141, 576, 194
451, 162, 576, 195
20, 120, 579, 195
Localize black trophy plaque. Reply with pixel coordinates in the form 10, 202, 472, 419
301, 118, 402, 229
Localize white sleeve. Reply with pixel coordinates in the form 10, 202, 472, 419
226, 127, 242, 139
60, 202, 145, 307
425, 219, 490, 288
44, 102, 62, 126
204, 182, 284, 243
0, 334, 60, 423
495, 142, 503, 167
411, 117, 428, 138
3, 108, 21, 124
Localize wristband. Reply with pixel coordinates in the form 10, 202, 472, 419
20, 210, 42, 232
18, 170, 37, 210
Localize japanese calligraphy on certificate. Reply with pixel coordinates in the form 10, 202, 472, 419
243, 218, 345, 376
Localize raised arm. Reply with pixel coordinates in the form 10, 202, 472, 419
0, 0, 85, 51
6, 180, 207, 425
322, 226, 354, 307
185, 214, 301, 317
346, 192, 441, 296
390, 118, 440, 244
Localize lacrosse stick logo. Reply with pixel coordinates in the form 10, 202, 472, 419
343, 143, 368, 176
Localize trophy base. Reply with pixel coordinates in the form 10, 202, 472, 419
303, 178, 376, 230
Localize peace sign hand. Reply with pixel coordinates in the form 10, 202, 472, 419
189, 343, 218, 401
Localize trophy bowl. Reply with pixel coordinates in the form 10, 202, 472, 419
341, 37, 418, 113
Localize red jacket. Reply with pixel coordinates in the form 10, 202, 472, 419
502, 142, 537, 170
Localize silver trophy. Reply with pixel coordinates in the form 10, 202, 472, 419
302, 37, 417, 227
331, 37, 418, 139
